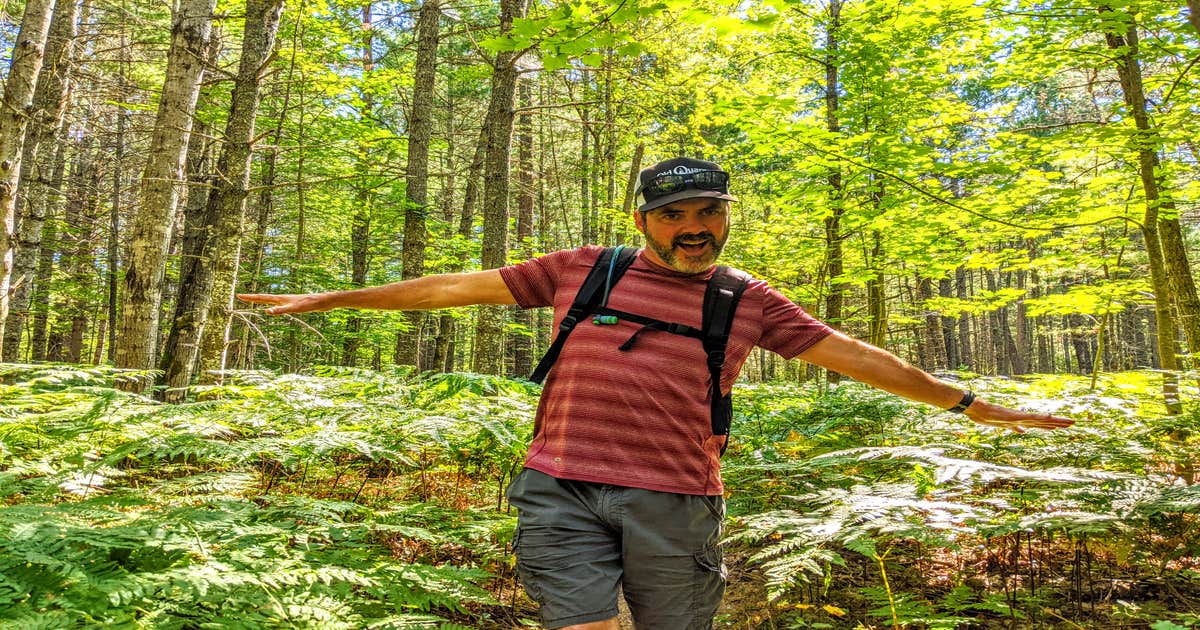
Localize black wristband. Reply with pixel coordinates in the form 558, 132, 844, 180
947, 390, 975, 413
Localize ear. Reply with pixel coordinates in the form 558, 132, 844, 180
633, 210, 646, 232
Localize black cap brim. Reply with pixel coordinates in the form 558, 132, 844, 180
637, 189, 739, 213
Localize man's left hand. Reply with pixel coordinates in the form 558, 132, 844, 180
964, 399, 1074, 433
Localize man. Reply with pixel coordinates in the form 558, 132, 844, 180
240, 157, 1073, 630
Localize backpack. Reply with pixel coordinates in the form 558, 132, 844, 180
529, 245, 751, 454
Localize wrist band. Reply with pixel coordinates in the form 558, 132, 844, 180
947, 390, 975, 413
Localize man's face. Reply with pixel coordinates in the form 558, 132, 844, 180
635, 198, 731, 274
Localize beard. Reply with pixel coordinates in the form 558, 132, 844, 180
642, 228, 728, 274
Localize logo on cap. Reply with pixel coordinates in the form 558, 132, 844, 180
658, 165, 705, 177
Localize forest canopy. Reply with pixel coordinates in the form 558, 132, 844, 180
0, 0, 1196, 388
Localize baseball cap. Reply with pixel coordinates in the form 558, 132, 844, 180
635, 157, 739, 213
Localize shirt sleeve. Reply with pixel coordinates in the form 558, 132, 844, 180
498, 247, 596, 309
754, 281, 835, 359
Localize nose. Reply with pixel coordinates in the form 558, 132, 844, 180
679, 211, 707, 234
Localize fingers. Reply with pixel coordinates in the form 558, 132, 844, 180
237, 293, 284, 306
236, 293, 301, 315
972, 412, 1074, 433
1026, 414, 1074, 429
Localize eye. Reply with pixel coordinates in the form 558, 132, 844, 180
658, 212, 682, 221
700, 206, 726, 218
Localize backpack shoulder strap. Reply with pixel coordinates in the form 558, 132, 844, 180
701, 265, 752, 454
529, 246, 638, 383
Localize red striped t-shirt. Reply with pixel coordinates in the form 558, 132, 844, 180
500, 246, 833, 496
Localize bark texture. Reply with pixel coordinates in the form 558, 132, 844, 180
821, 0, 845, 383
114, 0, 215, 376
511, 78, 535, 377
1100, 3, 1188, 410
159, 0, 283, 400
472, 0, 529, 375
3, 0, 76, 359
0, 0, 57, 344
395, 0, 441, 368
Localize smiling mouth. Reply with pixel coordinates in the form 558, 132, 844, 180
674, 236, 714, 255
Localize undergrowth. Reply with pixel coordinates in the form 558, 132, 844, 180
722, 371, 1200, 629
1, 364, 1197, 628
0, 364, 532, 629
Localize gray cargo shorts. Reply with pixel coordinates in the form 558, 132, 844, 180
506, 468, 727, 629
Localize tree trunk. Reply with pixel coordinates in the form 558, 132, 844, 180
917, 277, 945, 370
955, 267, 973, 370
430, 103, 460, 374
106, 98, 125, 365
866, 232, 886, 349
2, 0, 76, 360
601, 57, 616, 244
434, 125, 488, 372
42, 133, 93, 362
619, 143, 644, 243
0, 0, 57, 345
1067, 314, 1094, 375
579, 101, 592, 245
66, 163, 102, 362
159, 0, 283, 400
395, 0, 441, 369
238, 9, 302, 371
1100, 4, 1197, 386
472, 0, 528, 375
113, 0, 215, 379
344, 7, 377, 368
511, 77, 535, 377
1014, 269, 1031, 370
26, 139, 69, 361
821, 0, 845, 384
939, 277, 959, 369
1144, 220, 1181, 411
287, 97, 308, 372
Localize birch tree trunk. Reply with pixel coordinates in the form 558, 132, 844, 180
0, 0, 56, 345
3, 0, 76, 360
113, 0, 215, 378
473, 0, 529, 375
159, 0, 284, 400
238, 10, 301, 370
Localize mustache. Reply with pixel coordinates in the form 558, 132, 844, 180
672, 232, 717, 248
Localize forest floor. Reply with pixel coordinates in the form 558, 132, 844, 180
712, 538, 1200, 629
3, 365, 1199, 629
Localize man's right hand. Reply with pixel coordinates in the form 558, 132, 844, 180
237, 293, 330, 315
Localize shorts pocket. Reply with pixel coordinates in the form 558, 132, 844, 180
691, 544, 727, 628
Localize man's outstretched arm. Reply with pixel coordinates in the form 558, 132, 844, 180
238, 269, 516, 315
798, 331, 1074, 432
